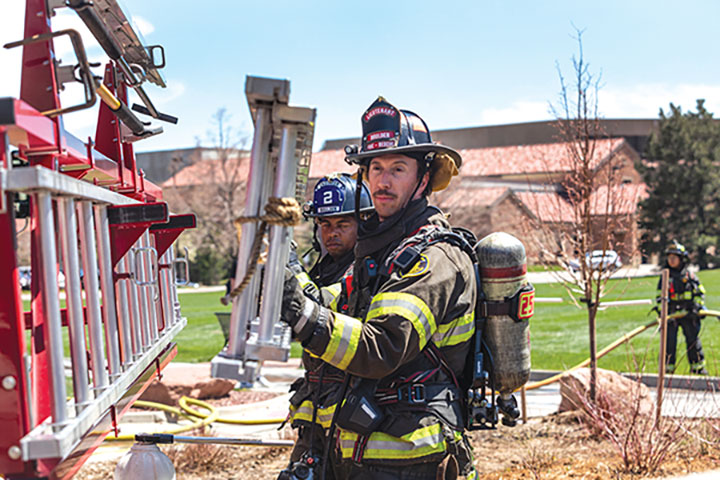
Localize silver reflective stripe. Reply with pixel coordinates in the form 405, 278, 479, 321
339, 428, 445, 454
433, 314, 474, 347
330, 317, 356, 365
293, 300, 315, 334
364, 431, 444, 451
368, 294, 434, 343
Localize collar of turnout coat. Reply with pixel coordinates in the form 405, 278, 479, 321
310, 249, 355, 286
356, 198, 448, 260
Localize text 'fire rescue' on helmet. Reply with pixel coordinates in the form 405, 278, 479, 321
305, 172, 373, 218
343, 96, 461, 192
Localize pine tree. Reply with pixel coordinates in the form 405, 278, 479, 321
638, 100, 720, 269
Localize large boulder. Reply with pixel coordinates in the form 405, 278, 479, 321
138, 380, 174, 405
559, 367, 653, 416
190, 378, 235, 399
137, 377, 234, 405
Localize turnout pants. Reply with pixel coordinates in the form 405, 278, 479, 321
665, 314, 705, 372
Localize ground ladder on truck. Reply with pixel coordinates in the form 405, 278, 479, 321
0, 1, 195, 478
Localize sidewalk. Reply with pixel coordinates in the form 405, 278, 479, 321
528, 263, 659, 284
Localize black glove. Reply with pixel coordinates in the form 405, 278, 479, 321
281, 267, 327, 343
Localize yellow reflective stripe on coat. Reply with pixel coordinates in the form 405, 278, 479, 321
367, 292, 436, 348
433, 312, 475, 347
295, 271, 314, 289
288, 400, 337, 428
338, 424, 446, 460
321, 312, 363, 370
322, 283, 342, 311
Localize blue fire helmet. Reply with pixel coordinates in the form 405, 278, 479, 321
306, 173, 373, 218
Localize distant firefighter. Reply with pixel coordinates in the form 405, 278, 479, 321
657, 240, 708, 375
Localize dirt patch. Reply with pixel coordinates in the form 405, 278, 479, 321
75, 411, 720, 479
202, 389, 283, 408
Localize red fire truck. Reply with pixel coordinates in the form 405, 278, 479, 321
0, 1, 195, 478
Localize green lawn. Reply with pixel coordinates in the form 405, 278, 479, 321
530, 270, 720, 376
174, 291, 230, 363
173, 290, 303, 362
23, 270, 720, 375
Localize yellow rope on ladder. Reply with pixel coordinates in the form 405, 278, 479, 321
227, 197, 303, 300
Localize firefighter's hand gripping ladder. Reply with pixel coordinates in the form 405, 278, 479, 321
211, 77, 316, 385
0, 1, 194, 478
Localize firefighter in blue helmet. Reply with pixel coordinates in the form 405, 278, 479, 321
280, 97, 476, 479
657, 240, 708, 375
280, 173, 372, 480
306, 173, 373, 286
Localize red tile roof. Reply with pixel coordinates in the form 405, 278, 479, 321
589, 183, 647, 215
164, 137, 631, 188
434, 187, 509, 209
458, 138, 626, 177
515, 191, 576, 223
515, 183, 647, 223
161, 155, 249, 188
308, 150, 354, 178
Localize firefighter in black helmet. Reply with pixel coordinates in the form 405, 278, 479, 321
280, 173, 372, 480
657, 240, 708, 375
280, 97, 476, 479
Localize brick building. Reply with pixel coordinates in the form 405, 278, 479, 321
154, 119, 655, 265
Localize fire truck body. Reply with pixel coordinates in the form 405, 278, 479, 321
0, 1, 193, 478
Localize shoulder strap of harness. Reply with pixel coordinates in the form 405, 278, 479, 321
383, 224, 477, 277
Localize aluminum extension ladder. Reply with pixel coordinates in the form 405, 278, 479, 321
211, 76, 316, 385
0, 164, 193, 471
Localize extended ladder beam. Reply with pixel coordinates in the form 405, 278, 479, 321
211, 76, 316, 384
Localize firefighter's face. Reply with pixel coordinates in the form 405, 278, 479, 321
317, 214, 357, 259
367, 154, 429, 221
668, 253, 681, 268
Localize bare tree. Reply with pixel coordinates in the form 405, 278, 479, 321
164, 108, 249, 277
524, 29, 642, 401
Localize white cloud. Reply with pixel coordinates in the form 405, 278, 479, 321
132, 16, 155, 38
478, 100, 552, 125
475, 83, 720, 126
0, 2, 26, 97
599, 84, 720, 118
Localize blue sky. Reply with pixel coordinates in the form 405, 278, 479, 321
2, 1, 720, 153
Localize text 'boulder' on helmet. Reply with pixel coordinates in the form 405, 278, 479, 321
305, 172, 373, 218
343, 96, 461, 192
665, 240, 689, 259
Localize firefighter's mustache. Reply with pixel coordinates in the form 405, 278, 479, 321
373, 190, 396, 199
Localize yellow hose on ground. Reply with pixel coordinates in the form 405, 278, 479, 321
102, 309, 719, 439
105, 397, 219, 441
181, 399, 286, 425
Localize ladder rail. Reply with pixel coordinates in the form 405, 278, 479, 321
77, 200, 110, 390
95, 204, 122, 378
57, 197, 91, 411
1, 166, 191, 465
35, 191, 68, 428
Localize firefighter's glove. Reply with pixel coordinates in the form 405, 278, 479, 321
287, 246, 320, 302
281, 267, 328, 343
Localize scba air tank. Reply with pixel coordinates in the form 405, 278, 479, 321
476, 232, 533, 396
